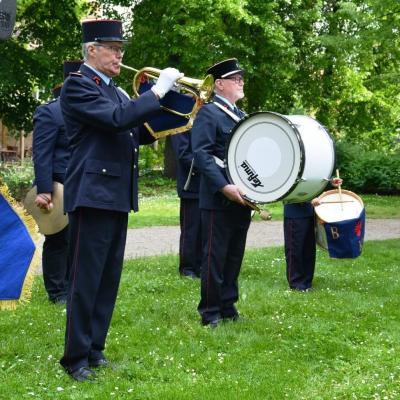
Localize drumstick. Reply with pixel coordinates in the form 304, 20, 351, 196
336, 169, 343, 211
243, 199, 272, 221
319, 200, 354, 204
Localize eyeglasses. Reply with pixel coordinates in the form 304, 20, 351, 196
225, 76, 244, 84
93, 44, 125, 56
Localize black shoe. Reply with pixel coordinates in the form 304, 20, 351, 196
223, 314, 240, 322
290, 286, 312, 292
202, 318, 222, 329
69, 366, 96, 382
89, 357, 108, 368
180, 270, 200, 279
50, 296, 67, 305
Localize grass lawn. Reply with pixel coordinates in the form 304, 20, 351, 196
1, 240, 399, 399
129, 190, 400, 228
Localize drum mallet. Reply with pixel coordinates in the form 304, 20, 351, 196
243, 199, 272, 221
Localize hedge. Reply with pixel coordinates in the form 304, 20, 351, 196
335, 142, 400, 194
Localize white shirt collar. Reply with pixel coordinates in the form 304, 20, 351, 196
84, 63, 112, 86
215, 94, 236, 111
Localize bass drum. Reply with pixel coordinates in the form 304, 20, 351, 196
225, 112, 335, 203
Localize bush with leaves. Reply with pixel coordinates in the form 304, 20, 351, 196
336, 142, 400, 194
138, 141, 165, 172
0, 160, 34, 202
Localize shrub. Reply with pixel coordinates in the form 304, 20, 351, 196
0, 159, 34, 202
336, 142, 400, 194
138, 141, 165, 171
138, 169, 176, 197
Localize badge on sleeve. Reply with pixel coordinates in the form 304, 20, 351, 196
92, 75, 101, 85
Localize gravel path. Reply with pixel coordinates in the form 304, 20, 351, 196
34, 218, 399, 274
124, 218, 400, 259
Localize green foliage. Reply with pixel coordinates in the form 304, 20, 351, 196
138, 169, 176, 197
1, 240, 399, 399
0, 160, 34, 201
336, 142, 400, 194
138, 141, 166, 172
0, 0, 88, 131
1, 0, 399, 154
113, 0, 400, 152
120, 0, 300, 113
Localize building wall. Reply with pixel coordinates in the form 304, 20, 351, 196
0, 120, 33, 155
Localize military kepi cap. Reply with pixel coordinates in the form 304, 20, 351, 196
63, 60, 83, 79
52, 60, 83, 98
51, 85, 62, 99
82, 19, 126, 43
206, 58, 244, 80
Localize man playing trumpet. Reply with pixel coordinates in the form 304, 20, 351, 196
59, 19, 183, 382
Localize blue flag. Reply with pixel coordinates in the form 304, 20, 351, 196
0, 184, 40, 310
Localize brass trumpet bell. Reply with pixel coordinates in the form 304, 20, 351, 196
120, 64, 214, 138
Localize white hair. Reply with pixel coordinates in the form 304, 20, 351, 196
82, 42, 97, 61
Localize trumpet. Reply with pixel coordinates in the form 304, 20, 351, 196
121, 64, 214, 105
120, 64, 214, 138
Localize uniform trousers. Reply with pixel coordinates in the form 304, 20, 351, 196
42, 225, 69, 301
284, 216, 316, 290
198, 207, 251, 323
179, 198, 202, 277
60, 207, 128, 373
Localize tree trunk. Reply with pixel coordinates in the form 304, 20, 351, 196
163, 136, 177, 179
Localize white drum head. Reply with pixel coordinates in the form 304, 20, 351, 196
226, 112, 302, 203
315, 189, 364, 223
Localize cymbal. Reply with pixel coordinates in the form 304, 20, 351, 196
23, 182, 68, 235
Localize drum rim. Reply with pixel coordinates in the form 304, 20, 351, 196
224, 111, 306, 203
317, 189, 364, 207
283, 116, 336, 203
315, 189, 364, 222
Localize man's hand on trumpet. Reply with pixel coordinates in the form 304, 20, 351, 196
151, 67, 184, 99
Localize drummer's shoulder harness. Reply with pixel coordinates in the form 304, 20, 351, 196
212, 101, 247, 168
183, 102, 245, 190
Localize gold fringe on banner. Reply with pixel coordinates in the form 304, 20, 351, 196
0, 183, 41, 311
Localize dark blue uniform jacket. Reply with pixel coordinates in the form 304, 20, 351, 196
191, 96, 245, 210
32, 99, 69, 193
170, 131, 199, 199
60, 64, 160, 213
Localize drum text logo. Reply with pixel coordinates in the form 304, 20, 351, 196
240, 160, 264, 188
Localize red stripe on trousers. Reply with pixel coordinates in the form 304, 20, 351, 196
65, 209, 82, 368
206, 210, 214, 312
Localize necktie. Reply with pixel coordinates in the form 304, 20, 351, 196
108, 80, 120, 102
233, 106, 241, 117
